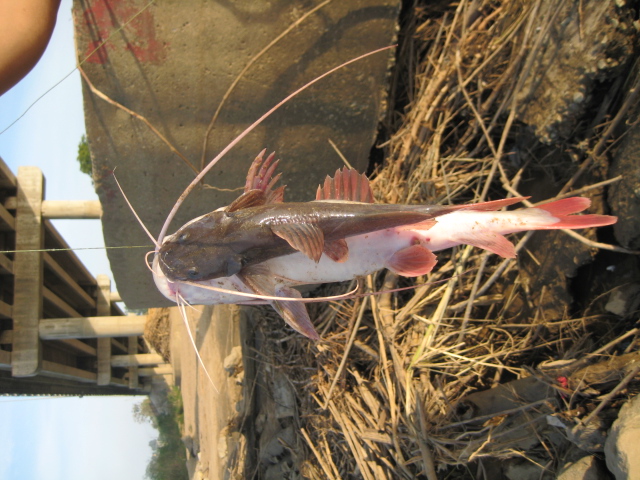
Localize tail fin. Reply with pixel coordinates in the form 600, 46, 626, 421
535, 197, 617, 230
537, 197, 590, 215
444, 197, 616, 259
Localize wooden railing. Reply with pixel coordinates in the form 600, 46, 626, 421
0, 160, 170, 395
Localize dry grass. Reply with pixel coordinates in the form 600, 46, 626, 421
145, 307, 172, 362
248, 1, 640, 478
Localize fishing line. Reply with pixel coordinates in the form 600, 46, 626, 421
0, 245, 152, 254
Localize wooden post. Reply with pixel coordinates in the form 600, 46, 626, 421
96, 275, 111, 386
41, 200, 102, 219
4, 198, 102, 219
12, 167, 44, 377
138, 365, 173, 376
128, 336, 139, 389
39, 315, 147, 339
111, 353, 163, 367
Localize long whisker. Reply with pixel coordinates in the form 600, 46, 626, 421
144, 251, 156, 274
180, 279, 360, 302
157, 45, 396, 244
113, 172, 159, 249
178, 271, 470, 303
176, 293, 219, 394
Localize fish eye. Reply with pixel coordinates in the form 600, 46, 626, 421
186, 266, 199, 278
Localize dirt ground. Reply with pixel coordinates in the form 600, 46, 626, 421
168, 305, 248, 480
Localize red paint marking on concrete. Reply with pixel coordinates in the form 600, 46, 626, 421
80, 0, 167, 65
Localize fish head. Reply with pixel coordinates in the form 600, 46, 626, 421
158, 211, 244, 281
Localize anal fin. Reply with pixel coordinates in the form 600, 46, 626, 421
387, 244, 437, 277
457, 231, 516, 258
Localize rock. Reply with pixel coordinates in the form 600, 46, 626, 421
460, 376, 554, 419
609, 123, 640, 249
503, 457, 549, 480
569, 417, 609, 453
515, 0, 635, 143
456, 376, 556, 453
223, 345, 243, 374
569, 351, 640, 392
605, 394, 640, 479
605, 283, 640, 317
557, 456, 611, 480
259, 423, 295, 464
192, 469, 207, 480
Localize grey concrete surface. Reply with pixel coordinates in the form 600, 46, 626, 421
74, 0, 400, 307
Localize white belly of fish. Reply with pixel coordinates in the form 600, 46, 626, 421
152, 255, 267, 305
264, 228, 417, 283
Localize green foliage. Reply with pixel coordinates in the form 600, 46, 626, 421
167, 386, 184, 429
125, 307, 149, 316
77, 134, 92, 176
145, 415, 188, 480
132, 398, 157, 427
141, 387, 189, 480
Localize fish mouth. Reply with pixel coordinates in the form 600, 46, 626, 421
156, 246, 187, 281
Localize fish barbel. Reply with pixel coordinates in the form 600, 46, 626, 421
153, 151, 617, 340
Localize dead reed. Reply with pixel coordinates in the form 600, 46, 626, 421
252, 1, 640, 478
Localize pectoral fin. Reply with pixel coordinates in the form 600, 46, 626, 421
271, 223, 325, 262
271, 285, 320, 341
387, 244, 437, 277
238, 269, 320, 340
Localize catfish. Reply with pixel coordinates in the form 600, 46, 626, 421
153, 151, 617, 340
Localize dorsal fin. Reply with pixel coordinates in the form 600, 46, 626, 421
315, 167, 374, 203
226, 150, 285, 213
244, 149, 286, 203
226, 189, 267, 212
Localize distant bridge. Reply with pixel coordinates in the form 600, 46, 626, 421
0, 158, 171, 396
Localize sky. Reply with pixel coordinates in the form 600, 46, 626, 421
0, 2, 157, 479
